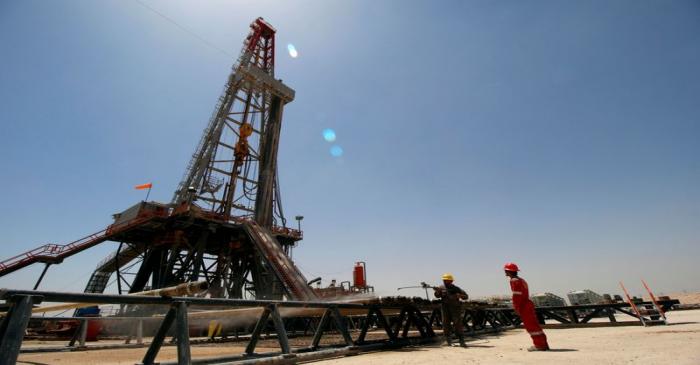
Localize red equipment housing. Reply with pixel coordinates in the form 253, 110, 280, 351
353, 262, 367, 288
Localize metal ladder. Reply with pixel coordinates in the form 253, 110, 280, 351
619, 281, 667, 326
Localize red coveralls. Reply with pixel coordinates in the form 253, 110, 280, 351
510, 277, 549, 350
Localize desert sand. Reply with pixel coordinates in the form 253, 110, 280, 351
319, 309, 700, 365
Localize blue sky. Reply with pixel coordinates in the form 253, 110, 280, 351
1, 1, 698, 299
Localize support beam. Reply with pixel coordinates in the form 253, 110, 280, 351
175, 301, 191, 365
0, 295, 40, 365
356, 308, 376, 344
581, 308, 605, 323
409, 307, 434, 337
254, 95, 284, 228
269, 304, 290, 354
33, 263, 51, 290
330, 306, 353, 346
401, 313, 413, 338
69, 319, 88, 347
142, 305, 177, 365
392, 308, 407, 338
375, 308, 398, 342
310, 308, 332, 350
115, 242, 123, 295
245, 306, 272, 355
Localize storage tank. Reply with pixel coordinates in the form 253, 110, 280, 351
353, 262, 366, 288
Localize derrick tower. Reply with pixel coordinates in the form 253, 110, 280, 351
0, 18, 316, 301
173, 17, 290, 226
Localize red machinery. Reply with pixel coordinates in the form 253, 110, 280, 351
313, 261, 373, 298
353, 262, 367, 289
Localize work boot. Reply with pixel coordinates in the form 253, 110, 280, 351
527, 346, 549, 352
457, 333, 467, 347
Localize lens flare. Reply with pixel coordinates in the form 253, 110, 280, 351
322, 128, 336, 142
287, 44, 298, 58
330, 145, 343, 157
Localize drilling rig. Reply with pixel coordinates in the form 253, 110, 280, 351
0, 18, 316, 301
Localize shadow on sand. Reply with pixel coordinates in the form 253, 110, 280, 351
547, 348, 578, 352
666, 321, 698, 326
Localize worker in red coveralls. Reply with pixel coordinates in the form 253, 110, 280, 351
504, 262, 550, 351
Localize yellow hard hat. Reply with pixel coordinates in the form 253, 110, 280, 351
441, 273, 454, 281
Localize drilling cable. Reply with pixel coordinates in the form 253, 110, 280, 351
133, 0, 234, 58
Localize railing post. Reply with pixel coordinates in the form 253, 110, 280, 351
79, 319, 88, 347
136, 319, 144, 344
0, 295, 41, 365
142, 305, 177, 365
67, 318, 89, 348
175, 301, 191, 365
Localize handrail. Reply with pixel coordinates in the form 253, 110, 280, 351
0, 211, 166, 275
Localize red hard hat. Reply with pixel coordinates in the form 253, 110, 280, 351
503, 262, 520, 272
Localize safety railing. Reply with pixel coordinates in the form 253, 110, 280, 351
0, 289, 439, 365
0, 211, 166, 277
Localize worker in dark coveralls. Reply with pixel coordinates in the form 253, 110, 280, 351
433, 273, 468, 347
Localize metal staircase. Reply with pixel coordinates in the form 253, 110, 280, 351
0, 215, 155, 279
620, 281, 667, 326
243, 222, 316, 301
83, 245, 144, 293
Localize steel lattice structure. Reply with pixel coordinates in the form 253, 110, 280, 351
173, 17, 291, 227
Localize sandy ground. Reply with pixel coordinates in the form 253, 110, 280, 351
16, 332, 388, 364
319, 309, 700, 365
667, 292, 700, 305
16, 310, 700, 365
17, 344, 278, 365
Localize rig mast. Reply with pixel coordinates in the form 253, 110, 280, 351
173, 17, 291, 228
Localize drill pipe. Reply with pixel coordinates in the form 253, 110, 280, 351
31, 281, 209, 314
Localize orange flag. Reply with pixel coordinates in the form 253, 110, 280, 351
135, 183, 153, 190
